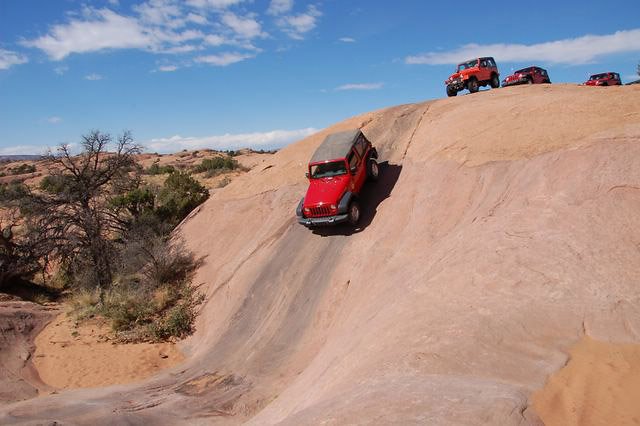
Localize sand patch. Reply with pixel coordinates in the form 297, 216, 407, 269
33, 312, 184, 390
532, 336, 640, 426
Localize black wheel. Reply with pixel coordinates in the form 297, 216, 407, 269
490, 74, 500, 88
367, 158, 379, 182
347, 200, 361, 226
526, 77, 533, 84
446, 86, 457, 97
467, 78, 479, 93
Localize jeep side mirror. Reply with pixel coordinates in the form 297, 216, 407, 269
305, 172, 310, 178
350, 166, 357, 174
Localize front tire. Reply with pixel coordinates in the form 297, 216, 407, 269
467, 78, 479, 93
490, 74, 500, 88
368, 159, 379, 182
446, 86, 457, 97
347, 200, 361, 226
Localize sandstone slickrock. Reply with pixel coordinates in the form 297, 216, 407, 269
1, 84, 640, 424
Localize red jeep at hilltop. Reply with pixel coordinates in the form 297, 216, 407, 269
445, 57, 500, 97
502, 66, 551, 87
296, 129, 378, 227
584, 72, 622, 86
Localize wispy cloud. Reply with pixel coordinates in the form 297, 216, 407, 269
336, 82, 384, 91
276, 5, 321, 40
0, 48, 28, 70
157, 64, 179, 72
85, 73, 103, 80
186, 0, 247, 9
20, 1, 321, 68
0, 145, 49, 156
267, 0, 293, 15
406, 29, 640, 65
222, 13, 266, 39
195, 52, 253, 66
54, 65, 69, 75
23, 9, 152, 60
47, 116, 62, 124
145, 127, 318, 152
339, 37, 356, 43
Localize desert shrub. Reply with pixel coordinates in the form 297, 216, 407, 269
192, 156, 239, 174
0, 182, 29, 202
10, 164, 36, 175
144, 163, 175, 175
97, 234, 203, 341
155, 171, 209, 226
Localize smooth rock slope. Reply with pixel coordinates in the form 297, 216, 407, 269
2, 84, 640, 425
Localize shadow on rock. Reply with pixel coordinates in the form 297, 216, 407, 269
313, 162, 402, 237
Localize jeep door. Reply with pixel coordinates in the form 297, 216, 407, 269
347, 148, 366, 194
479, 58, 490, 81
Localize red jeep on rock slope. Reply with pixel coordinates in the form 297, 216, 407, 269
296, 129, 378, 227
445, 57, 500, 97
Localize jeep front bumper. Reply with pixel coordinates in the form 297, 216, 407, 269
297, 213, 349, 227
446, 78, 465, 91
502, 78, 528, 87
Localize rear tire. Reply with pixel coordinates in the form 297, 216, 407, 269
467, 78, 479, 93
367, 159, 379, 182
490, 74, 500, 88
347, 200, 360, 226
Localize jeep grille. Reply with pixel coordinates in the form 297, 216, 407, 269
310, 205, 332, 217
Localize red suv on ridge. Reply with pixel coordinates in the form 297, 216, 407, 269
502, 66, 551, 87
584, 72, 622, 86
445, 56, 500, 97
296, 129, 378, 227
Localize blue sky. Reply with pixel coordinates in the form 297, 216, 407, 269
1, 0, 639, 154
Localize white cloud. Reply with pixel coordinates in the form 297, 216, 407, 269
157, 65, 178, 72
195, 52, 253, 66
23, 9, 152, 60
186, 12, 208, 25
0, 48, 28, 70
277, 5, 321, 40
222, 13, 266, 39
339, 37, 356, 43
85, 73, 103, 80
53, 65, 69, 75
268, 0, 294, 15
186, 0, 246, 9
0, 145, 49, 156
406, 28, 640, 65
108, 0, 120, 6
146, 127, 318, 152
204, 34, 227, 46
47, 116, 62, 124
336, 82, 384, 91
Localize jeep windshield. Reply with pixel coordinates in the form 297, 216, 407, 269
310, 161, 347, 178
590, 73, 607, 80
457, 60, 477, 72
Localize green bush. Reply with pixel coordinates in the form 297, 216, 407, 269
156, 171, 209, 226
192, 156, 239, 174
10, 164, 36, 175
145, 163, 175, 175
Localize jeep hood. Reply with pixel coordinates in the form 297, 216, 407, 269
303, 175, 349, 207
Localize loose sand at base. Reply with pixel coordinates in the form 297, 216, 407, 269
533, 337, 640, 426
33, 313, 184, 390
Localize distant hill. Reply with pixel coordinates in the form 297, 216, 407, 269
0, 155, 44, 162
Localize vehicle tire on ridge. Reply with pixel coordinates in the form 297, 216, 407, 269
347, 200, 361, 226
467, 78, 479, 93
490, 74, 500, 88
368, 159, 379, 182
